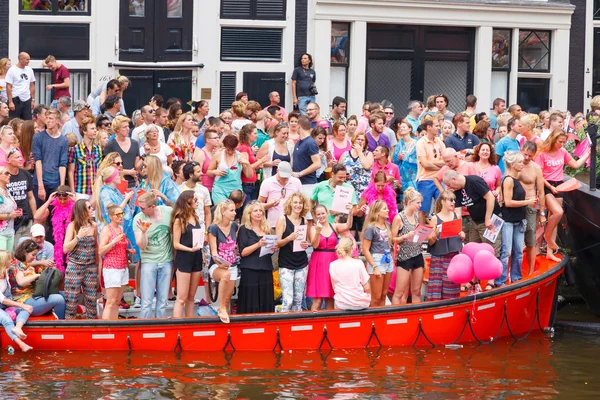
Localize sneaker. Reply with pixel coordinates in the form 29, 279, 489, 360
133, 296, 141, 308
119, 299, 130, 309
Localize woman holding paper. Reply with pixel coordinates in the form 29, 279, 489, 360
535, 130, 590, 262
171, 191, 203, 318
391, 188, 425, 304
361, 200, 393, 307
493, 152, 537, 289
276, 193, 311, 312
237, 201, 275, 314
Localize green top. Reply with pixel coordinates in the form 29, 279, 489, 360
133, 206, 174, 263
311, 180, 358, 223
253, 128, 270, 149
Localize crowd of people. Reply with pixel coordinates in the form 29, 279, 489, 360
0, 51, 593, 352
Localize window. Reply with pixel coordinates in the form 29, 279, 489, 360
220, 0, 286, 21
492, 29, 511, 70
220, 72, 237, 112
518, 30, 550, 72
221, 28, 282, 62
330, 23, 350, 102
20, 0, 90, 15
35, 69, 90, 107
20, 23, 90, 60
595, 0, 600, 20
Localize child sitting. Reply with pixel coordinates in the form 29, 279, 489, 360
329, 237, 371, 310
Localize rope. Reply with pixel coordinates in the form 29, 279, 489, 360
505, 291, 541, 342
467, 307, 506, 345
223, 330, 236, 352
127, 334, 132, 352
318, 325, 333, 350
412, 317, 435, 348
173, 333, 183, 353
272, 327, 284, 353
449, 310, 470, 345
365, 322, 382, 349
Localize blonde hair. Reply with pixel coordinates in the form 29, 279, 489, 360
440, 120, 455, 134
144, 155, 163, 191
231, 101, 246, 117
539, 129, 568, 153
95, 166, 119, 223
111, 115, 130, 134
0, 58, 10, 75
503, 150, 524, 170
0, 250, 11, 277
116, 75, 130, 86
361, 200, 392, 246
172, 112, 193, 140
213, 200, 235, 226
241, 202, 270, 233
283, 193, 311, 217
434, 190, 456, 214
336, 237, 355, 258
496, 112, 512, 128
403, 187, 423, 207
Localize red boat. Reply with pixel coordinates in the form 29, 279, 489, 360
0, 254, 565, 352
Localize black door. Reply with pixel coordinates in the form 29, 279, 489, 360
120, 69, 192, 115
119, 0, 193, 62
517, 78, 550, 114
243, 72, 286, 109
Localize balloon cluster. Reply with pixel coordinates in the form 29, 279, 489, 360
447, 242, 502, 284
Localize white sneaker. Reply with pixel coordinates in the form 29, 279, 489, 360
133, 296, 142, 308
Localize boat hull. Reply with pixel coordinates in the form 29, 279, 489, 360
561, 181, 600, 315
0, 256, 565, 352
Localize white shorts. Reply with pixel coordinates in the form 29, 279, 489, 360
209, 264, 239, 281
103, 268, 129, 288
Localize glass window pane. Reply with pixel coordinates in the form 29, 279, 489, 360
518, 30, 550, 71
595, 0, 600, 20
492, 29, 511, 70
58, 0, 88, 12
517, 78, 549, 114
129, 0, 145, 17
331, 23, 350, 65
330, 66, 347, 103
491, 71, 508, 108
168, 0, 182, 18
21, 0, 52, 11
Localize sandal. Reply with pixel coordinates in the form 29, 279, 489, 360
484, 283, 494, 292
218, 311, 230, 324
462, 280, 478, 292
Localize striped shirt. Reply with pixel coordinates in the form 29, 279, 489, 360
69, 142, 103, 195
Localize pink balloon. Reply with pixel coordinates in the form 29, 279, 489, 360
477, 242, 495, 256
447, 253, 475, 284
461, 242, 480, 262
473, 250, 502, 280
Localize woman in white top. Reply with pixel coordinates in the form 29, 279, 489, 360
256, 124, 294, 180
329, 237, 371, 310
0, 58, 11, 103
141, 124, 173, 169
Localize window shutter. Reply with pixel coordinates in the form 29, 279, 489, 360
221, 0, 252, 19
256, 0, 286, 20
221, 28, 282, 62
220, 72, 237, 112
221, 0, 285, 20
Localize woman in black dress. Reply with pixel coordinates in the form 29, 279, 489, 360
171, 191, 203, 317
237, 201, 275, 314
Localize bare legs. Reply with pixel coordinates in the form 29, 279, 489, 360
392, 267, 424, 305
102, 286, 125, 320
173, 270, 202, 318
212, 268, 235, 323
544, 194, 563, 262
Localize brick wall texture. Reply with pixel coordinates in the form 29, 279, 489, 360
294, 0, 308, 68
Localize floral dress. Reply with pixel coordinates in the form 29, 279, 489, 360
167, 132, 195, 162
340, 150, 371, 199
393, 138, 418, 192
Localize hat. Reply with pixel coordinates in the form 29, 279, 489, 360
277, 161, 292, 178
316, 119, 330, 130
30, 224, 45, 238
73, 100, 90, 112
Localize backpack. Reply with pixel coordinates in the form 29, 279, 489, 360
33, 268, 63, 300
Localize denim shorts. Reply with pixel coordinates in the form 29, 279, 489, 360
416, 180, 440, 212
368, 253, 394, 274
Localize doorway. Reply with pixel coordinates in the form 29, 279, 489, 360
120, 69, 192, 115
243, 72, 286, 110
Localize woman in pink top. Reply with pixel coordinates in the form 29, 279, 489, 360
193, 127, 219, 192
98, 204, 131, 320
328, 122, 352, 164
329, 237, 371, 310
535, 130, 590, 261
237, 124, 268, 207
470, 142, 502, 197
0, 125, 18, 167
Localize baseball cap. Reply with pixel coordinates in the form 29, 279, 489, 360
316, 119, 330, 130
30, 224, 45, 238
73, 100, 90, 112
277, 161, 292, 178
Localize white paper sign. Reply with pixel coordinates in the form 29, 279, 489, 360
260, 235, 279, 257
192, 229, 205, 248
331, 185, 354, 214
412, 224, 434, 243
483, 214, 504, 243
293, 225, 307, 252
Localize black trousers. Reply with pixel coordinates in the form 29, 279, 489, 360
9, 97, 32, 120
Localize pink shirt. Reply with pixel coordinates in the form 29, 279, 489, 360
357, 116, 369, 134
258, 175, 303, 228
535, 147, 572, 182
436, 162, 478, 182
200, 148, 214, 191
238, 143, 257, 183
328, 138, 352, 162
467, 162, 502, 191
330, 258, 371, 309
371, 161, 401, 183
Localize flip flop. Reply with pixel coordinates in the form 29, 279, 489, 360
484, 283, 494, 292
218, 311, 230, 324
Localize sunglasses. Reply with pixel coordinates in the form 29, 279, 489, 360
56, 192, 69, 197
147, 109, 155, 113
113, 212, 125, 217
2, 171, 10, 176
25, 242, 39, 252
102, 122, 111, 127
113, 161, 123, 166
384, 112, 394, 115
7, 147, 20, 158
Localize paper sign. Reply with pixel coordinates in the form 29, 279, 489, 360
116, 179, 129, 194
330, 185, 354, 214
412, 224, 433, 243
192, 228, 205, 248
135, 189, 147, 207
483, 214, 504, 243
260, 235, 279, 257
573, 135, 591, 158
293, 225, 307, 252
440, 219, 462, 239
556, 179, 582, 193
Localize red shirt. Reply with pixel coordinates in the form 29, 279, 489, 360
53, 64, 71, 100
238, 143, 257, 183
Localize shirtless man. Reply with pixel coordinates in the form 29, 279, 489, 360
520, 141, 547, 274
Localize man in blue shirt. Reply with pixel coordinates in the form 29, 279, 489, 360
291, 116, 321, 185
406, 100, 423, 133
488, 98, 506, 130
495, 118, 522, 175
445, 114, 480, 154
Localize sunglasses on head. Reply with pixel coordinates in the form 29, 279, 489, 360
56, 192, 69, 197
7, 147, 20, 158
25, 241, 39, 252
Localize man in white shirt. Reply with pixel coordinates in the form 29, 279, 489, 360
258, 162, 303, 230
6, 52, 36, 120
132, 105, 164, 145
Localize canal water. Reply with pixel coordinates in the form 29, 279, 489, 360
0, 327, 598, 399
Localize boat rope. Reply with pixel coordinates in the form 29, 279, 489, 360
412, 317, 435, 348
127, 334, 132, 352
173, 332, 183, 354
449, 310, 470, 345
505, 290, 542, 342
272, 327, 284, 353
466, 307, 506, 345
222, 329, 236, 352
318, 325, 333, 350
365, 322, 382, 349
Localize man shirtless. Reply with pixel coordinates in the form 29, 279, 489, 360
520, 141, 547, 274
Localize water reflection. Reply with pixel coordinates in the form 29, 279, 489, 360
0, 331, 599, 399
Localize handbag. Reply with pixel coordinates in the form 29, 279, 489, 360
309, 85, 319, 96
33, 267, 63, 300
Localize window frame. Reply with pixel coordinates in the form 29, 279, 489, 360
518, 29, 551, 73
19, 0, 91, 16
491, 28, 511, 72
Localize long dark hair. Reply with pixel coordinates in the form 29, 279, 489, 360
170, 190, 198, 233
71, 199, 92, 233
298, 53, 313, 68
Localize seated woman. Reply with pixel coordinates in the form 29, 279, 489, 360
329, 237, 371, 310
0, 250, 34, 352
8, 240, 66, 321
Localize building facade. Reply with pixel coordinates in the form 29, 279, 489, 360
1, 0, 584, 117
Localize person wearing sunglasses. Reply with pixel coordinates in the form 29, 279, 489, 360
0, 125, 18, 168
132, 105, 163, 146
0, 165, 21, 251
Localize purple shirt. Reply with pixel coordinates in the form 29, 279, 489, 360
366, 131, 391, 152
